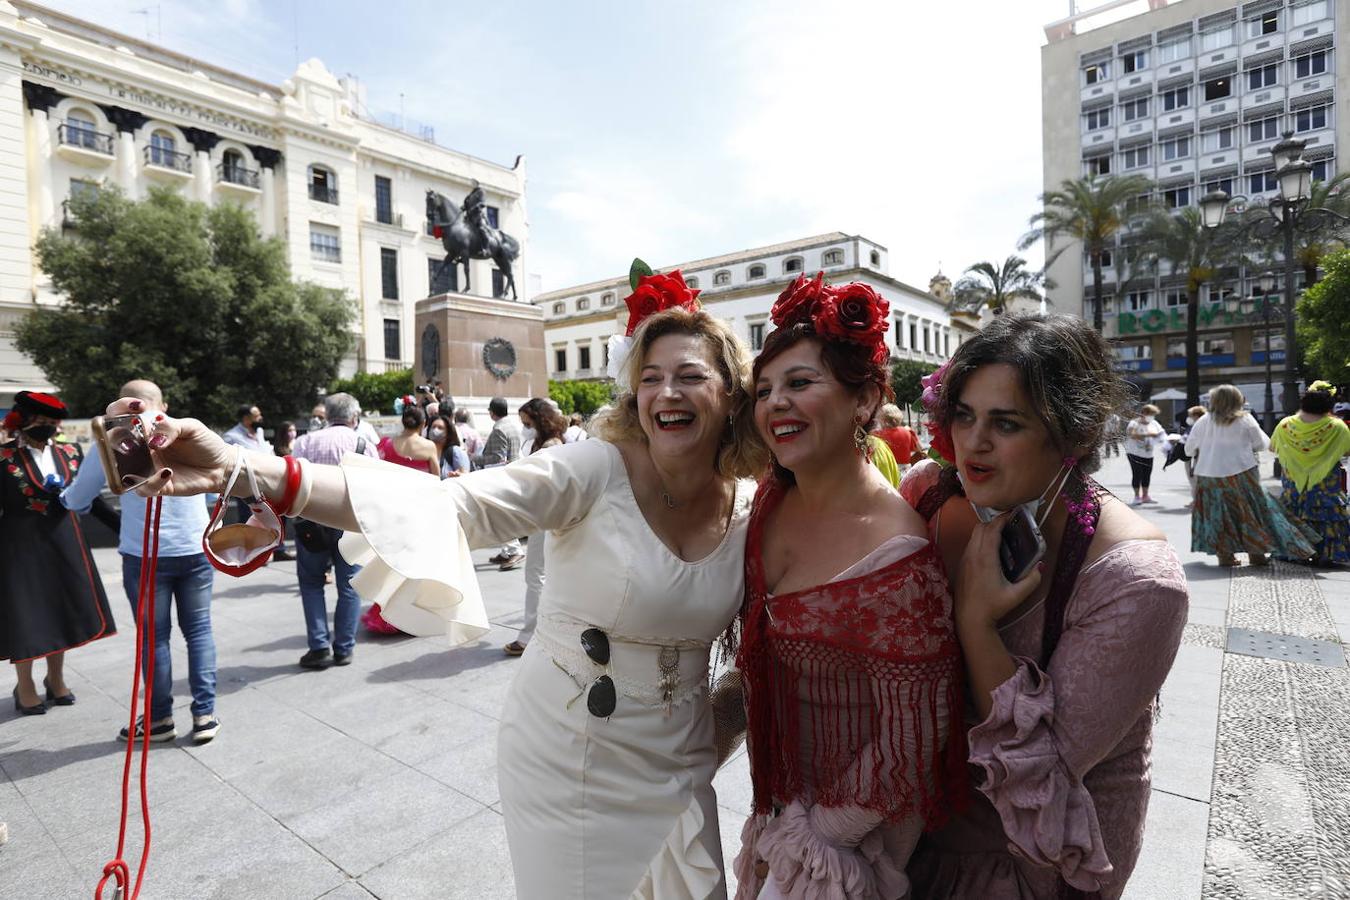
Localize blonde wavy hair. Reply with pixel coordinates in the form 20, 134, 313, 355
1207, 384, 1247, 425
589, 307, 768, 480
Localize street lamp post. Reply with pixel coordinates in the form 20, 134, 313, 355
1199, 132, 1350, 418
1253, 270, 1279, 433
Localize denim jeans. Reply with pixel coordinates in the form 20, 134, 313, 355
121, 553, 217, 721
295, 528, 361, 655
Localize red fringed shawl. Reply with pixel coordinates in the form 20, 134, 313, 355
738, 479, 968, 826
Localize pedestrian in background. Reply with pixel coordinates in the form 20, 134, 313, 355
564, 412, 588, 443
428, 412, 470, 477
289, 392, 379, 668
1271, 385, 1350, 567
62, 380, 221, 742
377, 404, 439, 477
1186, 384, 1316, 568
479, 396, 524, 570
223, 403, 270, 526
455, 408, 483, 464
503, 398, 568, 657
874, 402, 921, 466
307, 404, 327, 434
1124, 403, 1164, 505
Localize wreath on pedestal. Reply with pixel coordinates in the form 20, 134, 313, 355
483, 337, 517, 380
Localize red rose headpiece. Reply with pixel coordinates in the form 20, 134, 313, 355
770, 272, 891, 366
623, 260, 701, 337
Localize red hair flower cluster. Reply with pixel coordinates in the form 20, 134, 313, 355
624, 269, 701, 336
770, 272, 890, 366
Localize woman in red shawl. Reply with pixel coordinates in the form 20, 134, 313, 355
732, 275, 966, 899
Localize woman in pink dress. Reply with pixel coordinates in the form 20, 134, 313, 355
903, 314, 1189, 899
732, 274, 966, 899
377, 404, 439, 477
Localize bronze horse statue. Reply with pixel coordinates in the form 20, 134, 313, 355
426, 189, 520, 300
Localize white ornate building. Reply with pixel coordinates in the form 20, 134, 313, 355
0, 1, 529, 408
535, 233, 957, 382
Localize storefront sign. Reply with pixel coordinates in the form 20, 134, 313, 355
1167, 354, 1236, 369
1117, 303, 1233, 335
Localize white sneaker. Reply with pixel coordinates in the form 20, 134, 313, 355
191, 714, 220, 743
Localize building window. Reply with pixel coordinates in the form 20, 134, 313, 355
1201, 127, 1235, 152
1083, 62, 1110, 85
492, 269, 506, 299
822, 249, 844, 266
923, 327, 931, 354
577, 296, 590, 310
1291, 1, 1329, 26
1294, 51, 1328, 79
308, 165, 338, 203
1252, 330, 1285, 353
1311, 159, 1333, 182
552, 302, 565, 315
601, 292, 615, 306
1121, 50, 1147, 73
943, 332, 950, 356
1161, 86, 1190, 111
685, 276, 699, 288
1116, 342, 1152, 362
428, 256, 456, 294
1125, 291, 1152, 311
1203, 177, 1234, 196
554, 348, 567, 372
1163, 186, 1192, 208
69, 179, 100, 202
603, 342, 611, 367
1084, 107, 1111, 130
383, 318, 400, 361
309, 224, 341, 262
1156, 37, 1190, 64
1295, 104, 1329, 133
1246, 64, 1278, 91
149, 130, 178, 166
1121, 146, 1150, 169
486, 205, 500, 229
374, 175, 393, 224
1121, 97, 1149, 121
1097, 249, 1114, 268
748, 322, 765, 351
713, 270, 731, 285
1161, 136, 1192, 161
1246, 10, 1278, 37
869, 250, 881, 266
1086, 155, 1111, 177
909, 321, 917, 349
784, 257, 803, 273
220, 149, 247, 184
1198, 25, 1233, 52
1163, 288, 1185, 308
64, 110, 100, 150
578, 345, 592, 371
1202, 77, 1232, 102
748, 264, 766, 279
380, 247, 399, 299
1248, 116, 1279, 143
1249, 170, 1278, 193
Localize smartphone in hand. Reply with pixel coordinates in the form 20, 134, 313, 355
971, 503, 1048, 582
90, 414, 158, 494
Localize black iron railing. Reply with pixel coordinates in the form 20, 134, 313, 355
309, 183, 339, 204
217, 162, 260, 189
143, 145, 192, 172
57, 124, 114, 155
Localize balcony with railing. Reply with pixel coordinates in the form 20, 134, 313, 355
55, 124, 114, 164
143, 145, 192, 178
216, 162, 260, 192
308, 183, 339, 204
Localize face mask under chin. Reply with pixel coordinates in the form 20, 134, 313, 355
963, 462, 1072, 527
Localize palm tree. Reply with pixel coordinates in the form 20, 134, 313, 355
1020, 174, 1153, 332
952, 255, 1048, 315
1138, 206, 1231, 407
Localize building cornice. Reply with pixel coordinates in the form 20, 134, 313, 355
417, 292, 542, 323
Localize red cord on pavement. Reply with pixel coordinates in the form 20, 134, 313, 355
95, 496, 163, 900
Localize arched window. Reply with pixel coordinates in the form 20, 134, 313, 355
822, 249, 844, 266
713, 270, 731, 286
552, 302, 566, 315
222, 149, 244, 180
784, 257, 803, 273
577, 296, 590, 310
870, 250, 881, 266
65, 108, 98, 150
149, 130, 177, 167
601, 292, 615, 306
308, 164, 338, 203
748, 264, 765, 279
686, 276, 699, 288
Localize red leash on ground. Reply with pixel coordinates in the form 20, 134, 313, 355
95, 496, 163, 900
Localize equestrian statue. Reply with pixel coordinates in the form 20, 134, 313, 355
426, 182, 521, 300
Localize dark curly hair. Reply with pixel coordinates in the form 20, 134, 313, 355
751, 321, 895, 484
934, 314, 1129, 474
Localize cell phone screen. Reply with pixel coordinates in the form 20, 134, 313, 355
999, 508, 1046, 582
103, 415, 157, 486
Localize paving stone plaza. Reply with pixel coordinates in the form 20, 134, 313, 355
1, 452, 1347, 899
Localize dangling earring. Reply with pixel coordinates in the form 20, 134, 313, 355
853, 416, 868, 455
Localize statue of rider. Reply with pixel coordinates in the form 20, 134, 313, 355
461, 180, 490, 255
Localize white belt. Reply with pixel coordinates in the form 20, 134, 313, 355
535, 616, 712, 712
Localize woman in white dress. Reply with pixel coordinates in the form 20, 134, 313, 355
105, 272, 767, 899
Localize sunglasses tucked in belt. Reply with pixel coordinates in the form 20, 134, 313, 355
554, 627, 617, 718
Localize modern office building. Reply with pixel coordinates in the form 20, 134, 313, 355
1041, 0, 1343, 407
534, 233, 957, 383
0, 1, 530, 408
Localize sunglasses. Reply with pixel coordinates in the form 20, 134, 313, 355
554, 627, 617, 718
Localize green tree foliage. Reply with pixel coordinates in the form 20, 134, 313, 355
548, 380, 614, 415
329, 369, 414, 415
890, 359, 937, 408
16, 186, 354, 425
1298, 247, 1350, 384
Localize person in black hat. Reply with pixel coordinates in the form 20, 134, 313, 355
1, 391, 116, 714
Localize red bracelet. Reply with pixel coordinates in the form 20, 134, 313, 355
275, 455, 302, 516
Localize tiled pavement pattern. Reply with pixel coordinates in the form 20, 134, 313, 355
0, 452, 1346, 899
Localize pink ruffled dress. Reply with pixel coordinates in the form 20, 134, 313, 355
901, 462, 1189, 899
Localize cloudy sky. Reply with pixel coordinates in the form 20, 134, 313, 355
38, 0, 1135, 292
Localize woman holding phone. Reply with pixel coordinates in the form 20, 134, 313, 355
901, 315, 1188, 898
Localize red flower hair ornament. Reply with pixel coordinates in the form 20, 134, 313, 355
770, 272, 891, 366
607, 258, 702, 378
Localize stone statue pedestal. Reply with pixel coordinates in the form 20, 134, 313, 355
413, 293, 548, 407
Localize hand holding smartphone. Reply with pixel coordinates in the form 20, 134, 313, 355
971, 503, 1048, 583
91, 414, 159, 494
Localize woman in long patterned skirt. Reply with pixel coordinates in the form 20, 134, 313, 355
1271, 385, 1350, 566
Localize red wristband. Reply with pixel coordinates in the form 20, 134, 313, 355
276, 455, 302, 516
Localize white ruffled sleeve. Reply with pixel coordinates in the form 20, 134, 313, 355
338, 441, 615, 644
